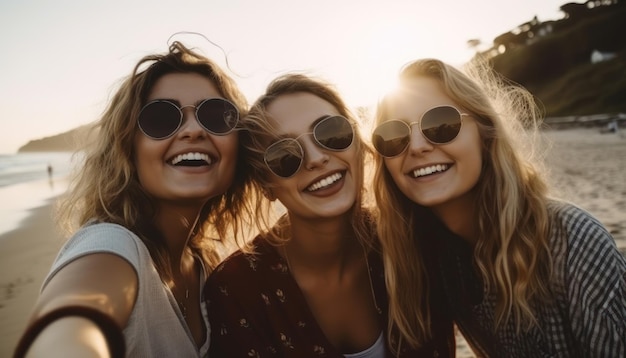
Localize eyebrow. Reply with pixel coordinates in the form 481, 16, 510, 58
271, 114, 335, 139
310, 115, 333, 128
153, 99, 207, 107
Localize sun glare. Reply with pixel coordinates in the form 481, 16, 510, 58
351, 22, 416, 107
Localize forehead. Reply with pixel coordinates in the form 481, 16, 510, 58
387, 77, 454, 119
147, 72, 221, 102
266, 92, 340, 133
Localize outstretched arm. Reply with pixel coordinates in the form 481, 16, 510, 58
15, 253, 138, 358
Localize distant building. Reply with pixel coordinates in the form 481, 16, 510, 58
591, 49, 617, 63
527, 22, 553, 45
491, 16, 555, 55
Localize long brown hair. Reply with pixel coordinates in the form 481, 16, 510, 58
58, 41, 251, 280
374, 58, 552, 351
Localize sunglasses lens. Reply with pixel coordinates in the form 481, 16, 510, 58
315, 116, 354, 150
264, 116, 353, 177
265, 140, 303, 178
196, 98, 239, 135
138, 101, 182, 139
372, 121, 411, 157
421, 106, 462, 144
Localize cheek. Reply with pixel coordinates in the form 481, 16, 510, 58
469, 150, 483, 181
133, 135, 165, 187
468, 134, 484, 175
457, 124, 484, 171
214, 135, 239, 180
383, 157, 403, 179
343, 146, 361, 171
133, 138, 150, 183
134, 156, 156, 191
383, 157, 408, 192
456, 139, 484, 191
134, 133, 162, 159
212, 133, 239, 167
216, 134, 239, 160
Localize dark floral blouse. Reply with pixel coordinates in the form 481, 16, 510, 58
205, 236, 455, 357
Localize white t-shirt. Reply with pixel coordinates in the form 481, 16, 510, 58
343, 333, 386, 358
43, 222, 210, 357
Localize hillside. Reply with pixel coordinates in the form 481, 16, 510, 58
487, 0, 626, 117
18, 125, 95, 152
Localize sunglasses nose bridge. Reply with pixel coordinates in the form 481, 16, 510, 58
180, 104, 199, 118
299, 134, 318, 154
407, 121, 434, 152
300, 134, 329, 170
176, 104, 196, 122
177, 105, 206, 137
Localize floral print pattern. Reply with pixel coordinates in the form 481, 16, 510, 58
205, 236, 454, 357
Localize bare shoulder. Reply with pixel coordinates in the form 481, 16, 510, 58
33, 253, 138, 327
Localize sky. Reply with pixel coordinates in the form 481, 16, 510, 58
0, 0, 570, 154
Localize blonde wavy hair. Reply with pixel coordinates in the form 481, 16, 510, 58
57, 41, 251, 280
373, 59, 553, 351
239, 73, 375, 250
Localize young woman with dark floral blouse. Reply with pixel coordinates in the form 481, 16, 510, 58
205, 74, 455, 357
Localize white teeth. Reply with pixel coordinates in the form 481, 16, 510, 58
412, 164, 449, 178
306, 172, 343, 192
170, 152, 211, 165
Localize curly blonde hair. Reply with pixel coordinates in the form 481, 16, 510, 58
374, 58, 553, 351
58, 41, 251, 279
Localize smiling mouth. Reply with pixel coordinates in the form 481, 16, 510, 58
410, 164, 450, 178
169, 152, 213, 167
306, 172, 344, 192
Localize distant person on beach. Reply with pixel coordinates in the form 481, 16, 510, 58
371, 58, 626, 357
46, 164, 52, 179
205, 74, 455, 357
15, 41, 250, 357
608, 119, 619, 133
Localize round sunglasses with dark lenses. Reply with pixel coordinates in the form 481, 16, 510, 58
372, 105, 466, 157
137, 98, 239, 140
264, 115, 354, 178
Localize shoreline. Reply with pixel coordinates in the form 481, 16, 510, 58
0, 175, 69, 236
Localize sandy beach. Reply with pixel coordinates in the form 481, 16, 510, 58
543, 128, 626, 255
0, 127, 624, 357
0, 199, 65, 357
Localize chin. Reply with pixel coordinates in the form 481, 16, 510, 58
411, 195, 449, 208
321, 200, 355, 218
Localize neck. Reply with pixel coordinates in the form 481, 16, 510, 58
153, 202, 204, 261
284, 213, 358, 271
288, 213, 353, 247
431, 191, 479, 246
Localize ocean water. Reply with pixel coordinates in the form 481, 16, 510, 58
0, 152, 77, 236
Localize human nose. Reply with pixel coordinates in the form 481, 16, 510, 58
301, 136, 329, 171
406, 123, 434, 155
177, 106, 206, 140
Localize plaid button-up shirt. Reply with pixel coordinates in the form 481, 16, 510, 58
435, 201, 626, 357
